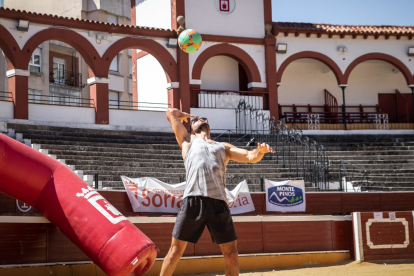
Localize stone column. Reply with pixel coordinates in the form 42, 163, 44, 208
7, 69, 30, 120
167, 82, 180, 109
87, 77, 110, 124
264, 36, 279, 120
177, 48, 190, 113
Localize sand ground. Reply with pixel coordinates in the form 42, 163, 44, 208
197, 260, 414, 276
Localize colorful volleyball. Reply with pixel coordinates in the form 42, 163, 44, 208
178, 29, 202, 53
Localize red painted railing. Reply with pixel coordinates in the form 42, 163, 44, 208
279, 104, 380, 124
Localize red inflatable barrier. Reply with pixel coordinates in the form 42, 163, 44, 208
0, 133, 157, 275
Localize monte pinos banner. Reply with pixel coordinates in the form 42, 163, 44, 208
265, 179, 306, 212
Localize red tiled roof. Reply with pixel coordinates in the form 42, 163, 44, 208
274, 22, 414, 38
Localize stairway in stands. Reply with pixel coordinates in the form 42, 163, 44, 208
5, 123, 414, 192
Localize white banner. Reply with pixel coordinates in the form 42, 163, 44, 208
265, 179, 306, 212
121, 176, 255, 215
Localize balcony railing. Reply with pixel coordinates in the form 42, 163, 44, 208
49, 69, 83, 89
190, 89, 268, 110
280, 104, 380, 124
109, 100, 170, 111
0, 91, 12, 102
28, 94, 94, 107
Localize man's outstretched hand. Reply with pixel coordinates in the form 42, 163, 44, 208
258, 143, 275, 154
167, 108, 195, 123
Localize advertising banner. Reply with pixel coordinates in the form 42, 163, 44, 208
265, 179, 306, 212
121, 176, 255, 215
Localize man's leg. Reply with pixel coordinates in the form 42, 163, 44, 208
219, 240, 239, 276
160, 237, 188, 276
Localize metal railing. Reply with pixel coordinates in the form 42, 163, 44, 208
109, 100, 170, 111
28, 93, 94, 107
235, 99, 331, 190
0, 91, 12, 102
50, 69, 84, 89
191, 89, 265, 110
283, 111, 381, 124
339, 160, 369, 192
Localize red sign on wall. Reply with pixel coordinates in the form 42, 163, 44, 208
215, 0, 235, 14
220, 0, 230, 12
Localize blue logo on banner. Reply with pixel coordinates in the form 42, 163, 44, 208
268, 184, 304, 207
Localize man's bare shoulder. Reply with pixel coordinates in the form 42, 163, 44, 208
221, 142, 236, 149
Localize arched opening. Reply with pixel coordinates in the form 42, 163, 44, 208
191, 44, 263, 116
101, 37, 179, 126
347, 60, 413, 123
8, 28, 102, 124
278, 58, 341, 125
196, 55, 254, 109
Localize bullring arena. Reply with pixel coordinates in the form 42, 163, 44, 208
0, 0, 414, 275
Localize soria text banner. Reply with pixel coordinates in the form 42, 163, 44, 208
121, 176, 255, 215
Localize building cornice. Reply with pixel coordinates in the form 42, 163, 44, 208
274, 22, 414, 40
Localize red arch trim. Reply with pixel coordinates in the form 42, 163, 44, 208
192, 44, 262, 83
102, 37, 178, 82
22, 28, 101, 75
344, 53, 413, 85
0, 25, 22, 69
277, 51, 345, 85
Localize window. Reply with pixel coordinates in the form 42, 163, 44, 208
109, 55, 119, 72
53, 58, 66, 84
28, 89, 43, 104
50, 90, 81, 106
0, 0, 3, 7
109, 91, 120, 108
29, 48, 41, 73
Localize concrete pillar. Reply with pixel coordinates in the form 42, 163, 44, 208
7, 69, 30, 120
87, 77, 110, 124
0, 51, 6, 92
42, 42, 50, 96
167, 82, 180, 109
177, 49, 190, 113
264, 36, 279, 120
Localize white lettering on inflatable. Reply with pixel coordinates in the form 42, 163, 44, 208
76, 186, 128, 225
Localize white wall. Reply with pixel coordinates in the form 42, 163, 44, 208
190, 108, 236, 132
278, 59, 411, 108
109, 109, 171, 131
29, 104, 95, 124
278, 59, 341, 105
109, 74, 125, 92
346, 60, 411, 105
135, 0, 171, 29
0, 101, 13, 119
200, 56, 239, 90
190, 108, 270, 133
189, 42, 266, 84
185, 0, 265, 38
137, 54, 168, 107
276, 34, 414, 75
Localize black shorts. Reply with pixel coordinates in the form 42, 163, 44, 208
172, 196, 238, 244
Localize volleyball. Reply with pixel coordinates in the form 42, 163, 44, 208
178, 29, 202, 53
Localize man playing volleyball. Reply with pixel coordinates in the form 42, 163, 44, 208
160, 108, 274, 276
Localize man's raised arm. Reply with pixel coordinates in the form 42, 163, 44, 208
222, 142, 274, 164
166, 108, 194, 148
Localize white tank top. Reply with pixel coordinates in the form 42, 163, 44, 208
183, 136, 227, 202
